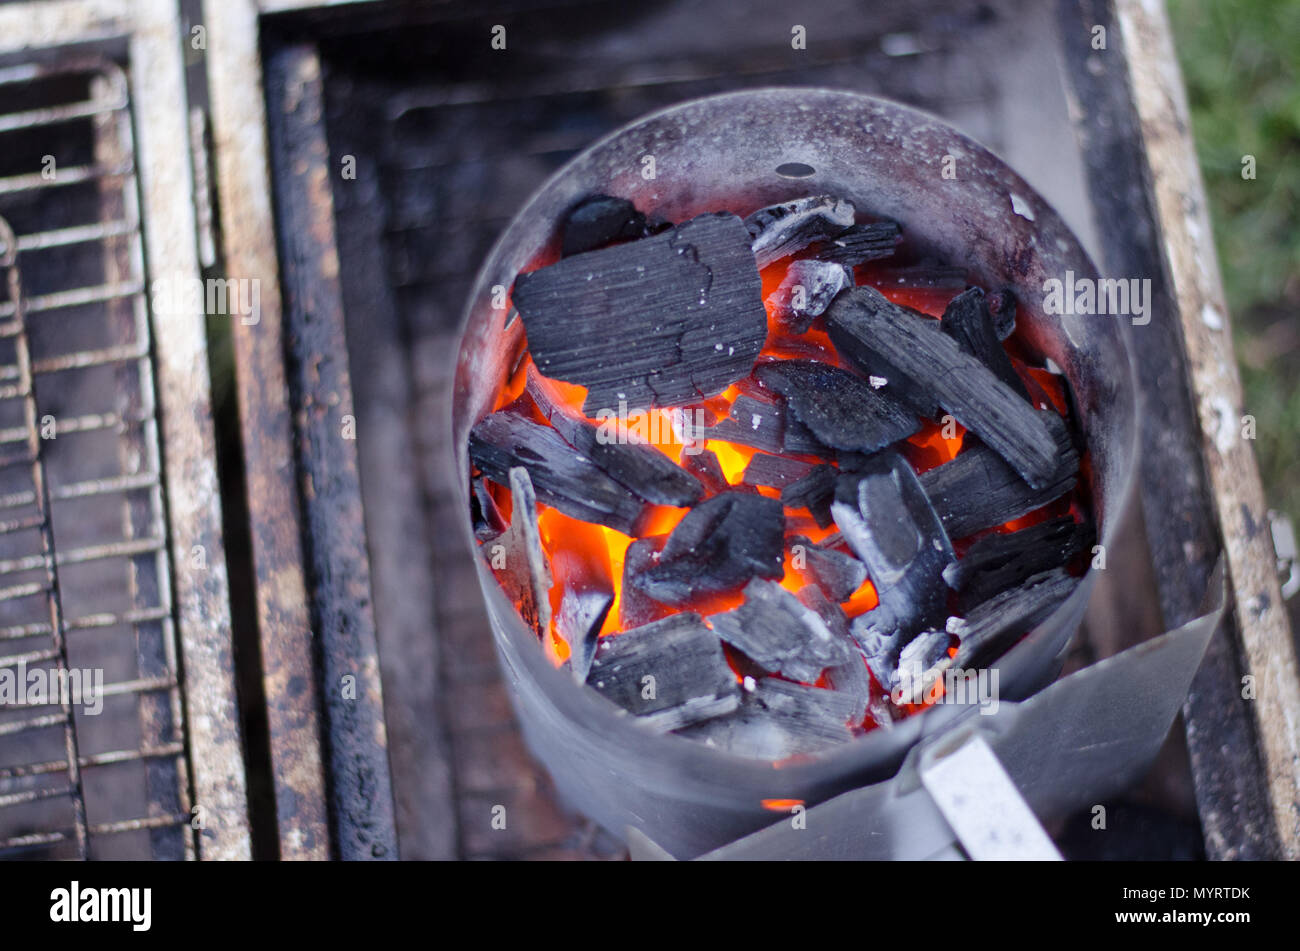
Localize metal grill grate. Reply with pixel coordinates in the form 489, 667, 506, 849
0, 59, 193, 860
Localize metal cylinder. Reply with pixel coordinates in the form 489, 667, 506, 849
451, 88, 1138, 858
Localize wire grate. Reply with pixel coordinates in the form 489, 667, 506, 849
0, 59, 193, 860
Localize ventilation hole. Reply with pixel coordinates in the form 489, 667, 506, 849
775, 162, 815, 179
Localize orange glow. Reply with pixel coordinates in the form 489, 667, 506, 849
761, 798, 805, 812
708, 437, 760, 484
906, 418, 966, 473
840, 577, 880, 619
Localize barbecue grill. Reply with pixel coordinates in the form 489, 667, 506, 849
0, 0, 1294, 861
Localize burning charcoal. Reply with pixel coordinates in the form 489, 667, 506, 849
828, 286, 1058, 487
798, 586, 871, 725
489, 468, 552, 637
743, 453, 813, 489
987, 288, 1017, 340
513, 212, 767, 413
561, 194, 647, 256
918, 409, 1078, 540
867, 263, 968, 290
939, 287, 1029, 400
619, 536, 671, 630
782, 417, 833, 457
469, 410, 648, 533
586, 613, 740, 732
527, 368, 704, 507
754, 360, 919, 453
680, 447, 729, 495
894, 629, 954, 701
850, 606, 904, 689
895, 569, 1077, 704
704, 391, 786, 453
943, 516, 1093, 611
678, 677, 856, 758
781, 463, 837, 528
831, 451, 956, 634
470, 476, 506, 541
549, 530, 616, 684
632, 492, 784, 605
789, 534, 868, 602
744, 195, 856, 269
816, 221, 902, 266
827, 287, 1058, 487
766, 259, 855, 333
710, 578, 854, 683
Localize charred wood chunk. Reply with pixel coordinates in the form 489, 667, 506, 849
469, 410, 648, 533
471, 476, 506, 541
744, 195, 856, 269
939, 287, 1029, 399
798, 586, 871, 726
919, 409, 1078, 540
619, 536, 672, 630
704, 391, 786, 453
678, 677, 856, 758
754, 359, 919, 453
850, 606, 905, 689
986, 288, 1017, 340
551, 537, 615, 683
489, 468, 552, 637
943, 516, 1093, 611
561, 194, 647, 257
781, 463, 837, 528
896, 568, 1078, 705
831, 451, 955, 634
766, 259, 855, 333
743, 452, 813, 489
586, 613, 740, 732
789, 534, 868, 602
783, 416, 834, 457
710, 578, 854, 683
894, 628, 955, 701
527, 367, 704, 507
513, 212, 767, 413
632, 492, 784, 605
827, 287, 1058, 487
680, 447, 730, 495
816, 220, 902, 267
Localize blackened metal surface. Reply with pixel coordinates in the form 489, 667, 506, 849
263, 41, 398, 860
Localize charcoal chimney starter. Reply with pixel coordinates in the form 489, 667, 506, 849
452, 88, 1138, 859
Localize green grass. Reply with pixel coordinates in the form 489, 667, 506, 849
1167, 0, 1300, 522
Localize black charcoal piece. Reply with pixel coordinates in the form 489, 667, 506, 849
827, 286, 1058, 487
831, 451, 956, 634
896, 569, 1077, 704
919, 409, 1078, 540
586, 613, 740, 732
561, 194, 647, 256
939, 287, 1029, 399
470, 476, 506, 541
680, 447, 729, 495
766, 259, 855, 333
943, 516, 1093, 610
790, 534, 868, 602
469, 410, 648, 533
551, 543, 615, 683
632, 492, 784, 605
798, 586, 871, 725
781, 463, 837, 528
710, 578, 854, 683
782, 416, 833, 457
678, 677, 856, 758
866, 264, 968, 291
850, 606, 905, 690
619, 536, 671, 630
816, 221, 902, 266
704, 391, 786, 453
754, 359, 919, 453
513, 212, 767, 413
986, 288, 1017, 340
526, 368, 704, 507
744, 196, 856, 269
743, 453, 813, 489
489, 468, 553, 637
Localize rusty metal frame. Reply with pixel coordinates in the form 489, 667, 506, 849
204, 0, 397, 859
0, 0, 251, 859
